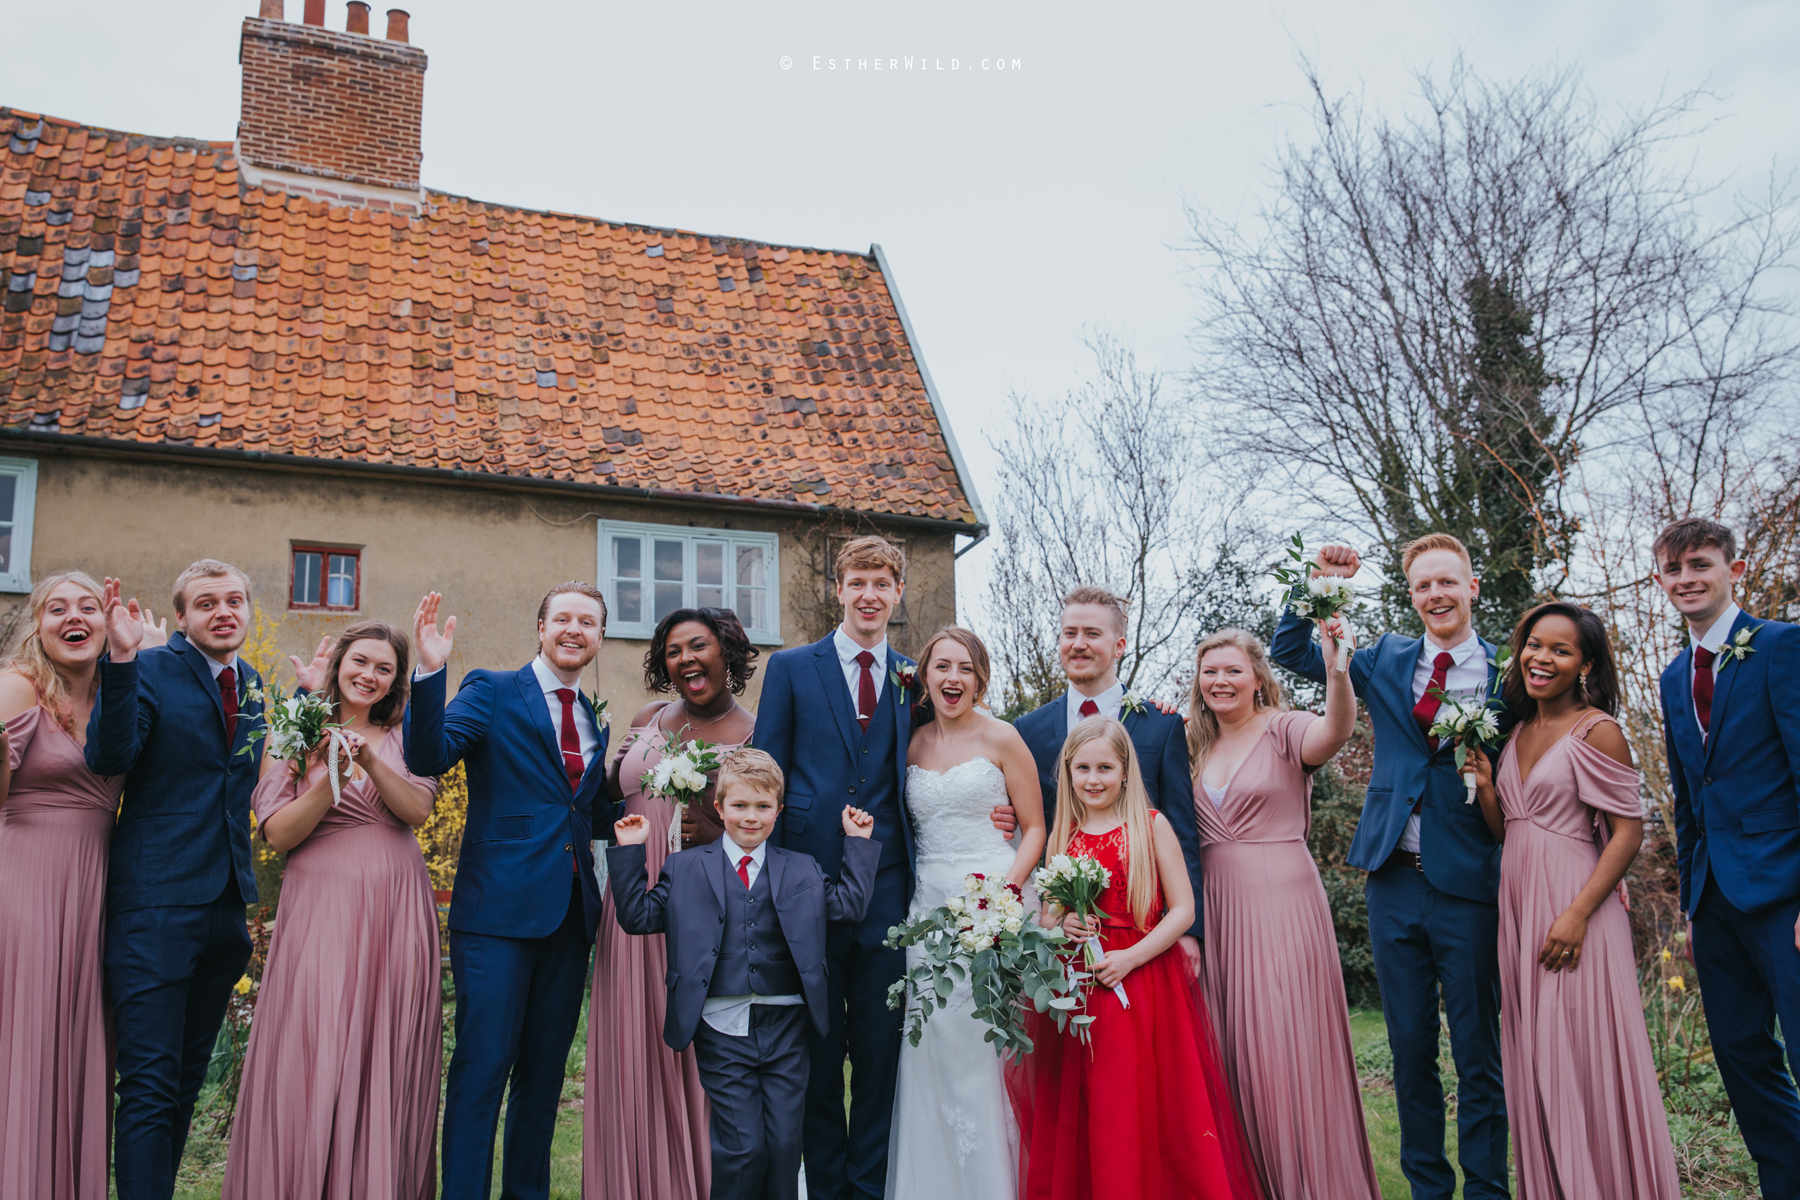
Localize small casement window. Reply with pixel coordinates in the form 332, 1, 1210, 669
597, 520, 780, 644
290, 546, 361, 612
0, 457, 39, 594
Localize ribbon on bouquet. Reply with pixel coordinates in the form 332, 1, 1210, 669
1322, 614, 1357, 674
322, 727, 356, 806
1082, 940, 1130, 1009
667, 803, 687, 855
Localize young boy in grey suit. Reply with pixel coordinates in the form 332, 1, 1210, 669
609, 748, 880, 1200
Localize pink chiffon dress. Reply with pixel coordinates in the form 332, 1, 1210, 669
0, 706, 123, 1200
1195, 710, 1381, 1200
583, 721, 745, 1200
221, 730, 442, 1200
1495, 711, 1680, 1199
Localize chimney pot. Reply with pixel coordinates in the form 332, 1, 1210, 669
385, 8, 410, 41
258, 0, 283, 18
302, 0, 324, 25
346, 1, 370, 33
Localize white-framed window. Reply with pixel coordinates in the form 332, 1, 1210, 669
597, 520, 781, 644
0, 457, 39, 594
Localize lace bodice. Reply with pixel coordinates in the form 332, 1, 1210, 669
905, 757, 1013, 864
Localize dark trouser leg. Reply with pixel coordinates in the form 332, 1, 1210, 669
842, 864, 907, 1200
697, 1019, 772, 1200
757, 1006, 811, 1200
1694, 879, 1800, 1199
803, 921, 852, 1200
1427, 884, 1507, 1199
500, 881, 591, 1200
1366, 860, 1456, 1200
442, 929, 534, 1200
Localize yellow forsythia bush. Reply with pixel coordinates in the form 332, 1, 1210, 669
417, 762, 467, 894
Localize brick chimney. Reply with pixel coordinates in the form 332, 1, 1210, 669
236, 4, 427, 213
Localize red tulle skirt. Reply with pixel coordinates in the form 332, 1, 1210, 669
1006, 926, 1265, 1200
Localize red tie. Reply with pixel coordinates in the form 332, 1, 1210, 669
554, 688, 584, 792
1078, 698, 1100, 719
218, 665, 239, 745
737, 854, 753, 889
1693, 647, 1716, 734
1412, 652, 1455, 752
854, 651, 877, 733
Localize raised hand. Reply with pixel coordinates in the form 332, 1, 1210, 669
413, 592, 457, 675
134, 603, 171, 649
290, 636, 334, 694
841, 805, 874, 838
1312, 544, 1360, 579
101, 577, 146, 662
614, 814, 651, 846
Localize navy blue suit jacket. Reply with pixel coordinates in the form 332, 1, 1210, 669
404, 664, 612, 941
1662, 611, 1800, 917
1271, 610, 1505, 904
608, 836, 881, 1050
85, 633, 264, 913
1014, 693, 1205, 935
756, 633, 916, 879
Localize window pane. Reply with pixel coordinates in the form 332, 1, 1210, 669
734, 545, 767, 631
613, 536, 641, 579
653, 539, 684, 582
653, 538, 685, 622
616, 580, 642, 624
292, 552, 321, 606
0, 528, 11, 575
0, 476, 16, 525
327, 554, 356, 607
696, 541, 724, 609
612, 535, 643, 624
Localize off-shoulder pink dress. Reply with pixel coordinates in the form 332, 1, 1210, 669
583, 723, 746, 1200
221, 730, 442, 1200
1496, 712, 1679, 1199
0, 706, 123, 1200
1195, 710, 1381, 1200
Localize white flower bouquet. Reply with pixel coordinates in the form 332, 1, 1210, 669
1429, 693, 1504, 804
1034, 853, 1130, 1010
640, 733, 725, 852
240, 682, 354, 805
884, 873, 1083, 1054
1272, 534, 1360, 671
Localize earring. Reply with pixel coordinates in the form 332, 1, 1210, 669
1578, 672, 1590, 704
1254, 689, 1264, 706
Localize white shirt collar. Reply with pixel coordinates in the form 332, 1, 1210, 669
833, 626, 888, 668
531, 654, 579, 697
200, 649, 239, 679
1422, 627, 1483, 667
720, 833, 767, 868
1067, 678, 1126, 719
1692, 602, 1742, 654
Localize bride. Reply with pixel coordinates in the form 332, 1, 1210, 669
887, 626, 1047, 1198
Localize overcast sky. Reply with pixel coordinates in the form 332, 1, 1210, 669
8, 0, 1798, 615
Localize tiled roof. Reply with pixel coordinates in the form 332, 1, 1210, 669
0, 109, 978, 526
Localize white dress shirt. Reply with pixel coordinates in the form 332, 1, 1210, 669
1065, 679, 1127, 735
1689, 601, 1742, 738
530, 655, 597, 768
199, 649, 241, 684
833, 626, 888, 718
701, 834, 805, 1037
1400, 628, 1488, 854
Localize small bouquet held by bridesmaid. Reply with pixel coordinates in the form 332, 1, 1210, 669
240, 682, 354, 805
1427, 652, 1510, 804
1034, 853, 1130, 1011
1272, 533, 1360, 672
884, 872, 1082, 1055
641, 733, 725, 852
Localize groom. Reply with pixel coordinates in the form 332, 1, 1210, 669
1655, 517, 1800, 1197
1271, 534, 1509, 1200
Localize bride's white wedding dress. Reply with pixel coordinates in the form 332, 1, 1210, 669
885, 756, 1020, 1199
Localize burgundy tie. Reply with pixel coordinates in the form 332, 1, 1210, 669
855, 651, 877, 733
1078, 699, 1100, 719
218, 665, 239, 745
737, 854, 753, 889
1411, 652, 1455, 750
554, 688, 584, 792
1693, 647, 1716, 734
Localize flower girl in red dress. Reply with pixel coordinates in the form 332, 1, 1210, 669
1009, 715, 1263, 1200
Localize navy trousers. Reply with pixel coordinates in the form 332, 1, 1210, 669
1693, 877, 1800, 1199
105, 885, 253, 1200
442, 877, 591, 1200
696, 1004, 811, 1200
804, 861, 908, 1200
1366, 857, 1508, 1200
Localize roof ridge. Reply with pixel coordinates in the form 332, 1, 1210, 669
0, 106, 226, 156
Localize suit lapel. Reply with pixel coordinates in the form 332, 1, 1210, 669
1024, 694, 1066, 764
516, 665, 566, 776
812, 639, 861, 760
702, 842, 728, 913
888, 648, 912, 797
575, 692, 607, 794
1386, 636, 1434, 754
1702, 610, 1758, 770
1667, 646, 1705, 775
172, 633, 231, 742
763, 844, 787, 906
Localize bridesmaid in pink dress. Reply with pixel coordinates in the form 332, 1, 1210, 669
222, 621, 442, 1200
0, 571, 149, 1200
1186, 625, 1382, 1200
585, 607, 757, 1200
1469, 602, 1679, 1199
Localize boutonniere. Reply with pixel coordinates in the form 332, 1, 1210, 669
1719, 624, 1762, 666
889, 663, 918, 696
595, 699, 611, 730
1120, 691, 1149, 718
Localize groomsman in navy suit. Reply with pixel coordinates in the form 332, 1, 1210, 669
999, 585, 1204, 961
87, 561, 266, 1200
1654, 517, 1800, 1197
404, 583, 613, 1200
1271, 535, 1509, 1200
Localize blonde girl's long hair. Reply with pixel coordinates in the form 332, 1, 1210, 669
1049, 715, 1157, 930
1186, 627, 1286, 780
2, 570, 105, 737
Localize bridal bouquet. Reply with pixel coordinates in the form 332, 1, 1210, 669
1272, 534, 1360, 671
1428, 651, 1510, 804
641, 734, 725, 852
240, 682, 354, 805
884, 873, 1084, 1055
1034, 853, 1129, 1010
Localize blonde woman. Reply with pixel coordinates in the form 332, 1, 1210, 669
1187, 624, 1377, 1200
